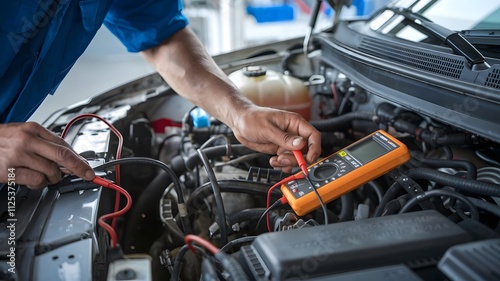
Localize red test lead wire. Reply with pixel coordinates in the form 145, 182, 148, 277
60, 113, 124, 230
292, 150, 308, 176
264, 151, 308, 232
92, 176, 132, 248
265, 174, 304, 232
92, 176, 113, 188
185, 234, 220, 255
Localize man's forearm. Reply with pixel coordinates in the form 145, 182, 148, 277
141, 27, 253, 128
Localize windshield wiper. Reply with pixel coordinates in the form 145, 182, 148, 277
389, 7, 490, 71
461, 29, 500, 46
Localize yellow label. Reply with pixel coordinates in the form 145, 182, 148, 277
339, 151, 347, 157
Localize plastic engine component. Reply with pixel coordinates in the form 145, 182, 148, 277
299, 265, 424, 281
239, 210, 471, 281
438, 238, 500, 281
107, 258, 152, 281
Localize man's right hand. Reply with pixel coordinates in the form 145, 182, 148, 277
0, 122, 95, 189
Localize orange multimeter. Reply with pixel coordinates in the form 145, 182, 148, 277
281, 130, 410, 216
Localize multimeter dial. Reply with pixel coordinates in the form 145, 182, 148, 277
286, 155, 355, 199
309, 162, 338, 182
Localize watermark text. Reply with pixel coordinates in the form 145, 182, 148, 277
6, 168, 16, 274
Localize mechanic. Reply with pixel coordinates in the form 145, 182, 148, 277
0, 0, 321, 188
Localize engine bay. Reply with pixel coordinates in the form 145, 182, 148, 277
2, 4, 500, 280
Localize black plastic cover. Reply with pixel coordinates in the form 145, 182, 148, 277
240, 210, 471, 281
302, 265, 423, 281
438, 238, 500, 281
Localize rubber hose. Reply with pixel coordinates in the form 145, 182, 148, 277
227, 208, 266, 226
366, 181, 384, 204
170, 244, 189, 281
170, 145, 257, 176
215, 252, 250, 281
374, 181, 403, 217
442, 146, 453, 160
186, 180, 275, 213
124, 171, 172, 250
200, 258, 218, 281
197, 149, 228, 245
466, 197, 500, 218
309, 112, 375, 132
383, 199, 403, 216
398, 189, 480, 220
382, 194, 412, 216
420, 158, 477, 180
338, 193, 354, 221
97, 157, 184, 202
405, 168, 500, 197
221, 236, 257, 253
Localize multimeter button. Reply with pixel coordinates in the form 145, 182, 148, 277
292, 188, 298, 193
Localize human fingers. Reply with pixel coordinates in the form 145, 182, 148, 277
25, 122, 95, 180
260, 110, 321, 162
18, 153, 62, 184
303, 129, 321, 164
10, 167, 52, 189
269, 153, 296, 174
0, 122, 95, 182
280, 114, 321, 164
233, 108, 308, 151
30, 137, 95, 181
0, 124, 60, 186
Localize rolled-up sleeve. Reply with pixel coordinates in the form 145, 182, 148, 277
103, 0, 188, 52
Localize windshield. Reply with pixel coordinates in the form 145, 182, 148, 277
369, 0, 500, 43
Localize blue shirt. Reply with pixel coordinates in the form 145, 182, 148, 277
0, 0, 188, 122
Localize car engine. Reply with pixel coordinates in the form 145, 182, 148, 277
1, 1, 500, 280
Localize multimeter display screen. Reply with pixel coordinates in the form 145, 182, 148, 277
347, 137, 389, 164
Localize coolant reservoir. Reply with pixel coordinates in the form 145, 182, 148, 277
228, 66, 311, 120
